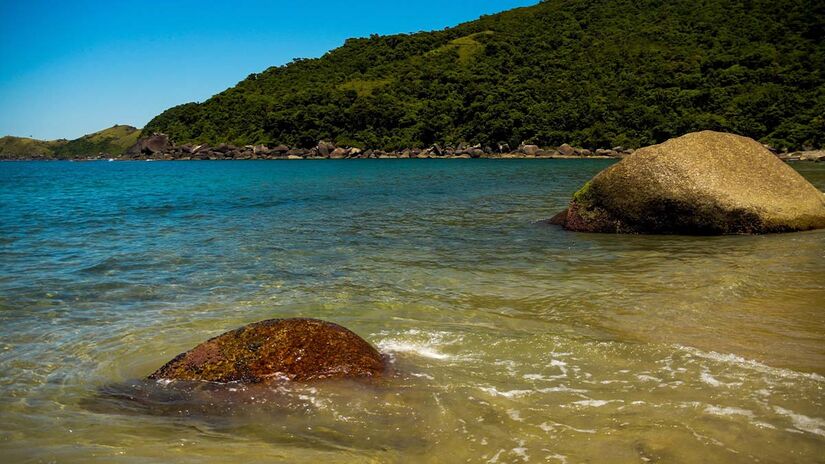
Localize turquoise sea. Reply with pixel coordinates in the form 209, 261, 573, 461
1, 160, 824, 463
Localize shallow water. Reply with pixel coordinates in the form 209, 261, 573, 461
1, 159, 823, 463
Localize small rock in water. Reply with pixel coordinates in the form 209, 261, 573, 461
148, 318, 385, 383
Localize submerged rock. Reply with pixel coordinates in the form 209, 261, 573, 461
551, 131, 825, 234
148, 318, 385, 383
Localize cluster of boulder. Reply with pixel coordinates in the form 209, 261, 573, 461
120, 133, 825, 163
122, 134, 635, 161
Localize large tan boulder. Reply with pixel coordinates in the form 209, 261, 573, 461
551, 131, 825, 234
148, 318, 385, 383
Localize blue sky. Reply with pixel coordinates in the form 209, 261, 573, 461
0, 0, 537, 140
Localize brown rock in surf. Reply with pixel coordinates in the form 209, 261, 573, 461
148, 318, 385, 383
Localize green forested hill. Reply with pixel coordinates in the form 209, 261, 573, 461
0, 125, 140, 158
54, 124, 140, 157
144, 0, 825, 151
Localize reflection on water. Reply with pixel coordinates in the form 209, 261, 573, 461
0, 160, 823, 463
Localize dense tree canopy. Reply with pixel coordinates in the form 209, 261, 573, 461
144, 0, 825, 151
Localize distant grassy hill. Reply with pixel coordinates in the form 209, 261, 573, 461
0, 125, 140, 159
144, 0, 825, 151
53, 125, 141, 157
0, 136, 62, 158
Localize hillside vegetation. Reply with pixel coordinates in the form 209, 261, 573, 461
0, 125, 140, 158
55, 125, 141, 157
0, 136, 62, 157
147, 0, 825, 151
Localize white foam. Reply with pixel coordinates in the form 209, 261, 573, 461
495, 359, 519, 376
487, 449, 505, 463
524, 373, 566, 381
537, 385, 589, 394
479, 386, 533, 398
507, 409, 524, 422
298, 391, 329, 411
570, 399, 622, 408
703, 405, 785, 432
676, 345, 825, 382
550, 359, 569, 376
753, 421, 776, 430
687, 426, 726, 447
480, 384, 587, 398
542, 452, 568, 464
773, 406, 825, 437
704, 405, 755, 418
700, 372, 723, 387
700, 371, 742, 388
376, 340, 451, 360
539, 421, 596, 434
512, 440, 529, 462
375, 330, 465, 361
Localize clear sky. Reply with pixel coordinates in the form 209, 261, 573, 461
0, 0, 537, 140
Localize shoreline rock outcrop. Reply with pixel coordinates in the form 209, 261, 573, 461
4, 132, 823, 162
550, 131, 825, 235
148, 318, 385, 383
125, 133, 171, 156
110, 136, 634, 161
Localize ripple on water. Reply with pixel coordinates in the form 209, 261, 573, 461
0, 160, 824, 463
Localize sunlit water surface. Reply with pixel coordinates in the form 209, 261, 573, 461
1, 160, 823, 463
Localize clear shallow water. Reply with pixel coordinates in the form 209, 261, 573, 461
0, 159, 823, 463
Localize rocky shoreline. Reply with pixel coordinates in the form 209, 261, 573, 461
113, 134, 633, 161
2, 132, 824, 162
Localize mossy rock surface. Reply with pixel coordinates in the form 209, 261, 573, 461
553, 131, 825, 234
149, 318, 385, 383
